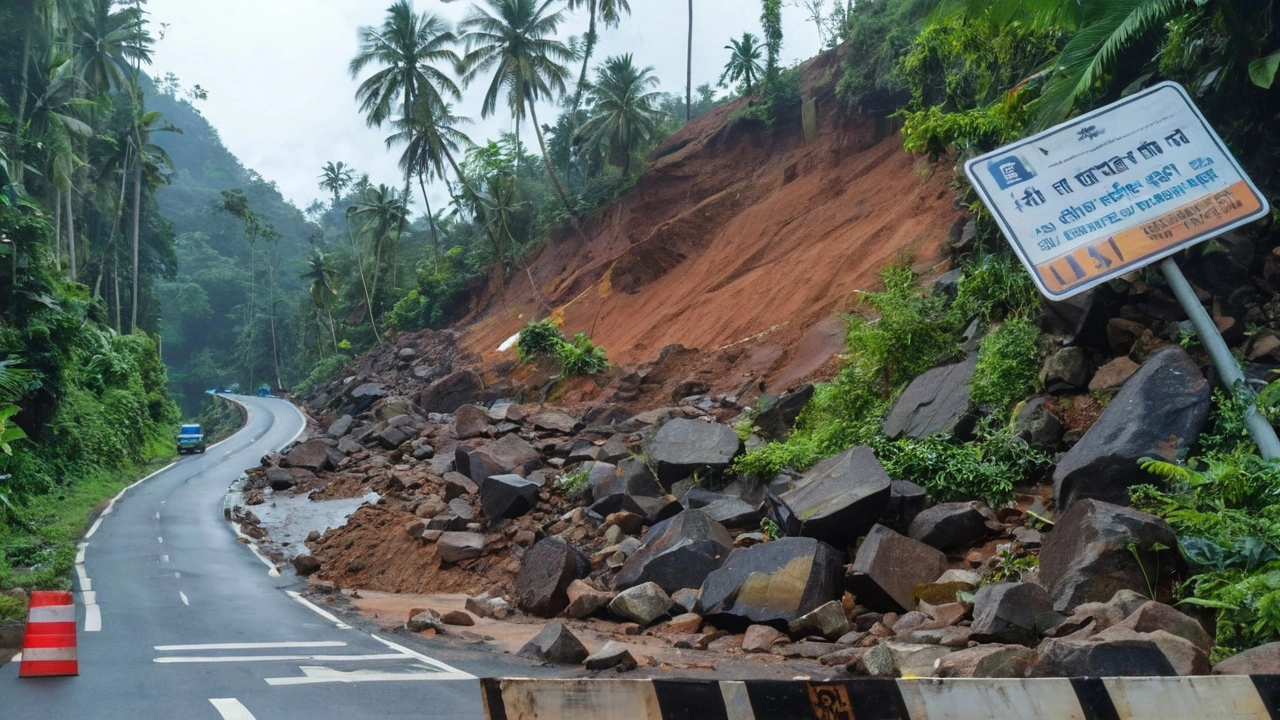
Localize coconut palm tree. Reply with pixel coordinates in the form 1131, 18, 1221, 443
720, 32, 764, 95
565, 0, 631, 118
346, 183, 408, 311
70, 0, 152, 95
458, 0, 576, 214
300, 249, 340, 352
128, 104, 178, 333
318, 161, 354, 208
577, 54, 664, 176
386, 99, 473, 273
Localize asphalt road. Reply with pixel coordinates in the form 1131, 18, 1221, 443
0, 395, 486, 720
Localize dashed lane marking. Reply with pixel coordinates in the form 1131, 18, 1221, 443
157, 536, 163, 544
155, 653, 404, 664
209, 698, 257, 720
179, 591, 189, 606
156, 641, 348, 652
161, 554, 169, 562
263, 665, 474, 686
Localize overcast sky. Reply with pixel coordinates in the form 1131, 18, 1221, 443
146, 0, 824, 212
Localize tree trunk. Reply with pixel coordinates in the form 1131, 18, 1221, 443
14, 6, 33, 188
567, 0, 599, 176
326, 307, 339, 352
527, 101, 575, 217
267, 251, 283, 392
419, 173, 440, 275
131, 146, 142, 333
687, 0, 694, 122
66, 187, 76, 282
54, 189, 61, 267
345, 219, 383, 346
113, 254, 122, 332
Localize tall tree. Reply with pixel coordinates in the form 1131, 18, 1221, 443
318, 161, 354, 208
686, 0, 693, 121
386, 99, 473, 273
346, 183, 408, 313
565, 0, 631, 121
720, 32, 764, 95
71, 0, 152, 94
300, 249, 340, 352
577, 54, 663, 176
761, 0, 783, 84
129, 104, 178, 333
459, 0, 576, 215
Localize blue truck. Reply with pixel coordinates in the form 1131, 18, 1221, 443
176, 423, 206, 455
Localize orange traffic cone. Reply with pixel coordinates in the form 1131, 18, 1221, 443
18, 590, 78, 678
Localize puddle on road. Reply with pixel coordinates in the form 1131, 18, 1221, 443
234, 487, 380, 554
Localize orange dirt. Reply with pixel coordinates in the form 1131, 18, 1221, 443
458, 50, 960, 394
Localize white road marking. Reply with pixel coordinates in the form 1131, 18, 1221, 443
209, 698, 257, 720
10, 653, 20, 663
285, 590, 349, 629
370, 634, 473, 677
155, 512, 160, 520
174, 572, 181, 578
155, 653, 403, 664
157, 536, 163, 544
161, 554, 169, 563
75, 564, 92, 592
84, 517, 104, 539
78, 591, 96, 605
155, 641, 347, 652
263, 665, 473, 686
75, 544, 86, 564
84, 605, 101, 633
179, 591, 189, 606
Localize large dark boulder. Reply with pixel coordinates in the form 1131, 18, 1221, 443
971, 582, 1054, 645
848, 524, 948, 613
755, 384, 814, 441
479, 474, 541, 520
590, 457, 664, 500
1039, 499, 1181, 612
1053, 347, 1210, 510
908, 502, 990, 552
515, 538, 588, 617
347, 382, 388, 415
881, 354, 978, 440
458, 433, 541, 484
418, 369, 485, 415
774, 446, 891, 548
327, 414, 354, 438
879, 480, 927, 535
697, 536, 844, 625
517, 621, 589, 664
1034, 629, 1208, 676
283, 440, 334, 472
614, 509, 733, 594
646, 418, 742, 488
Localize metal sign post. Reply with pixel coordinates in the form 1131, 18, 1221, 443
964, 81, 1280, 459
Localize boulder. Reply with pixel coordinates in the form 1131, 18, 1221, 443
418, 369, 485, 415
1053, 347, 1210, 510
614, 510, 733, 593
908, 501, 990, 552
406, 609, 446, 634
1039, 499, 1180, 612
589, 458, 663, 500
788, 600, 850, 640
1115, 601, 1211, 653
700, 497, 765, 529
880, 480, 927, 535
1089, 356, 1140, 392
292, 554, 321, 576
564, 580, 613, 619
742, 624, 790, 653
848, 525, 948, 613
515, 537, 587, 617
583, 641, 637, 671
1039, 346, 1089, 393
1214, 642, 1280, 675
1012, 397, 1062, 452
437, 532, 485, 563
609, 582, 673, 625
479, 474, 541, 520
327, 414, 354, 438
440, 610, 475, 627
698, 536, 843, 625
934, 645, 1037, 678
755, 384, 814, 441
265, 467, 296, 491
1034, 629, 1208, 676
347, 382, 388, 415
376, 425, 410, 450
284, 440, 333, 472
517, 620, 589, 664
460, 433, 541, 484
881, 354, 978, 440
646, 418, 742, 487
533, 410, 579, 434
453, 405, 491, 440
443, 472, 478, 500
970, 582, 1054, 645
774, 446, 891, 548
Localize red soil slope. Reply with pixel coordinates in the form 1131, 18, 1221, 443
460, 52, 961, 393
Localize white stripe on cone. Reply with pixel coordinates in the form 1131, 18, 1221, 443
19, 647, 78, 662
28, 605, 76, 623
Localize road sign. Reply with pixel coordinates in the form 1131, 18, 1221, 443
965, 81, 1270, 300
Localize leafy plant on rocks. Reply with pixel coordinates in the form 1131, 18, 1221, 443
556, 333, 610, 376
517, 320, 567, 362
969, 315, 1041, 419
873, 421, 1048, 506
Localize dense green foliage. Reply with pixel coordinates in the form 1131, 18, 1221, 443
516, 319, 567, 361
516, 320, 609, 376
969, 316, 1041, 418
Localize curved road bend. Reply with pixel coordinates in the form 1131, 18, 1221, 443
1, 394, 483, 720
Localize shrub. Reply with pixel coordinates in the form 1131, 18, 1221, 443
969, 316, 1041, 418
556, 333, 610, 376
516, 320, 566, 362
874, 422, 1048, 506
